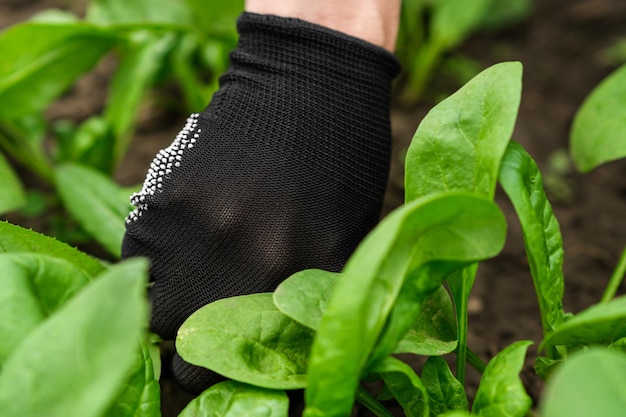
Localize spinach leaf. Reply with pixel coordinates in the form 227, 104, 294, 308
0, 253, 91, 363
570, 63, 626, 172
540, 296, 626, 350
541, 349, 626, 417
0, 150, 25, 214
391, 285, 458, 356
404, 61, 522, 382
472, 340, 532, 417
374, 356, 429, 417
106, 338, 161, 417
499, 141, 565, 336
179, 380, 288, 417
404, 61, 522, 201
55, 162, 131, 258
274, 270, 457, 356
0, 22, 119, 119
421, 356, 468, 415
105, 33, 177, 168
0, 221, 105, 275
304, 193, 506, 417
86, 0, 192, 27
0, 258, 149, 417
177, 293, 314, 389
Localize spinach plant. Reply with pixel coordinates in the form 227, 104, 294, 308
0, 0, 243, 255
1, 9, 625, 417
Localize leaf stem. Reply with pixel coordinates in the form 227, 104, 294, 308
355, 385, 395, 417
465, 347, 487, 374
600, 246, 626, 304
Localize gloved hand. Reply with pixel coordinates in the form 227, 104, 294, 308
122, 12, 399, 394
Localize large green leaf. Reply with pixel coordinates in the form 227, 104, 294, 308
472, 341, 533, 417
540, 296, 626, 350
421, 356, 468, 416
177, 293, 314, 390
55, 162, 131, 258
0, 258, 149, 417
541, 349, 626, 417
304, 193, 506, 417
570, 63, 626, 172
179, 380, 288, 417
0, 150, 25, 214
0, 253, 91, 363
499, 141, 565, 335
0, 221, 104, 275
0, 22, 119, 119
106, 339, 161, 417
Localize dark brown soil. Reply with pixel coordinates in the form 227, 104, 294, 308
2, 0, 625, 415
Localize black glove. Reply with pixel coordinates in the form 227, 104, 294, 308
122, 12, 400, 394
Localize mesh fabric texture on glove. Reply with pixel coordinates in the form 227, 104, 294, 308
122, 12, 400, 394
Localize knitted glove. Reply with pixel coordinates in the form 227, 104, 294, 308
122, 12, 400, 393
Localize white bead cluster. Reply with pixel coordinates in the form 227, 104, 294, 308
126, 113, 201, 224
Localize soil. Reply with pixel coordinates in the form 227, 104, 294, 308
1, 0, 625, 415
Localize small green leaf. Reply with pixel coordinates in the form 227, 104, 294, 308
304, 193, 506, 417
472, 340, 533, 417
0, 258, 149, 417
374, 356, 429, 417
0, 22, 119, 119
405, 61, 522, 201
0, 150, 25, 214
179, 380, 288, 417
86, 0, 192, 27
104, 32, 178, 166
499, 141, 565, 336
0, 221, 105, 275
183, 0, 243, 37
431, 0, 491, 49
421, 356, 468, 415
106, 339, 161, 417
570, 63, 626, 172
0, 253, 91, 363
272, 269, 339, 331
386, 286, 458, 356
55, 162, 130, 257
56, 116, 115, 173
177, 293, 314, 389
541, 296, 626, 350
541, 349, 626, 417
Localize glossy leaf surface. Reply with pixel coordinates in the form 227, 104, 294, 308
499, 141, 565, 335
472, 341, 532, 417
179, 380, 288, 417
0, 221, 104, 276
0, 253, 91, 363
178, 293, 314, 389
0, 259, 149, 417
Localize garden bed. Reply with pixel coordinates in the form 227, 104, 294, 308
1, 0, 625, 415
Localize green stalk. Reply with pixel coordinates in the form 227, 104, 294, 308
355, 385, 395, 417
465, 347, 487, 374
455, 271, 469, 385
600, 246, 626, 304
